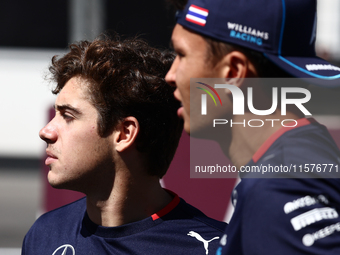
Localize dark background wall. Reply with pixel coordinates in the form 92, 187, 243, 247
0, 0, 69, 48
0, 0, 176, 49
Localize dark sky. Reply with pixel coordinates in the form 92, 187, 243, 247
0, 0, 176, 49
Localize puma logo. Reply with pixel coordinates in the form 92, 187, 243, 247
187, 231, 220, 254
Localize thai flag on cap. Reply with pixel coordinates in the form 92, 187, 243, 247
185, 5, 209, 26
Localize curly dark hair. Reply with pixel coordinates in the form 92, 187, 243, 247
48, 35, 183, 178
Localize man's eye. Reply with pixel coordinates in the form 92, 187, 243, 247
62, 113, 74, 122
176, 52, 184, 58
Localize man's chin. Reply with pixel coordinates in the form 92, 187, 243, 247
48, 179, 68, 189
48, 173, 71, 190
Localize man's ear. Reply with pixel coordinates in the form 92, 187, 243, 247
218, 51, 258, 89
114, 116, 139, 152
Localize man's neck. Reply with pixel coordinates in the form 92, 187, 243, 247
225, 111, 303, 169
85, 172, 173, 227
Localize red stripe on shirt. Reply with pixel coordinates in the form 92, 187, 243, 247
151, 189, 180, 221
252, 118, 315, 163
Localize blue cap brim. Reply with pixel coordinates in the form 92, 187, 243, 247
264, 53, 340, 87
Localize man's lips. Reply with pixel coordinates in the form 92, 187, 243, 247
177, 106, 184, 118
173, 88, 181, 102
45, 150, 58, 165
173, 89, 184, 118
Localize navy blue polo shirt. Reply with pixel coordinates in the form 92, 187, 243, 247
22, 190, 226, 255
217, 118, 340, 255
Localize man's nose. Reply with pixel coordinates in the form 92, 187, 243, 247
39, 120, 57, 144
165, 56, 179, 87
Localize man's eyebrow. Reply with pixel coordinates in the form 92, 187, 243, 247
54, 104, 82, 115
